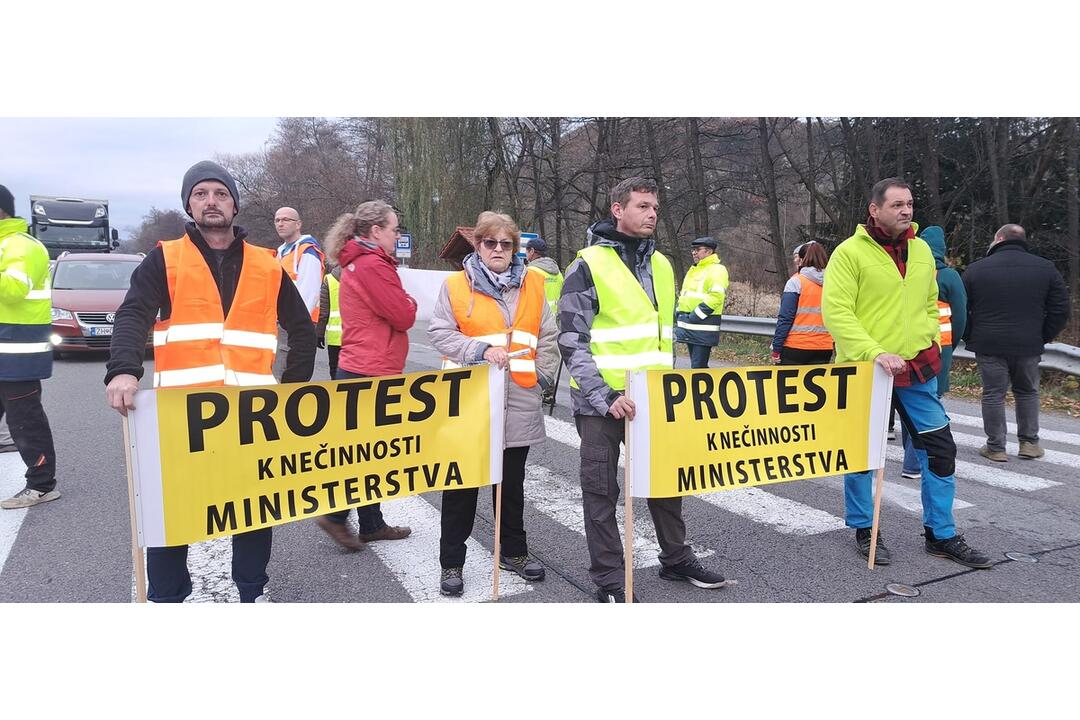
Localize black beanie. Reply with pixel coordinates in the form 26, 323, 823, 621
0, 184, 15, 218
181, 161, 240, 217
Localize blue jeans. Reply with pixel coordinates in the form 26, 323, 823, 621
845, 377, 956, 539
325, 367, 386, 533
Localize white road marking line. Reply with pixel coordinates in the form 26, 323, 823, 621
525, 465, 712, 566
0, 455, 29, 576
948, 413, 1080, 447
950, 429, 1080, 471
542, 415, 846, 537
885, 445, 1061, 492
697, 487, 848, 534
356, 495, 533, 603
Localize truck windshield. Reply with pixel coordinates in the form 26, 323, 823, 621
53, 261, 141, 290
35, 225, 108, 246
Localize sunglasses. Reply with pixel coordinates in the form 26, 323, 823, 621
480, 239, 514, 251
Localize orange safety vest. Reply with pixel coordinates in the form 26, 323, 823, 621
153, 235, 281, 389
279, 239, 325, 322
784, 273, 834, 351
935, 270, 952, 347
442, 269, 545, 387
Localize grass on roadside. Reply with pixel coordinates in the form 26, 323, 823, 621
680, 334, 1080, 418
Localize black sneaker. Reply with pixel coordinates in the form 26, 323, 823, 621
855, 527, 891, 565
439, 567, 464, 596
924, 528, 992, 569
595, 586, 639, 603
659, 557, 727, 588
499, 554, 545, 581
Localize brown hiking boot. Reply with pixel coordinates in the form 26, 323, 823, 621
359, 525, 412, 542
1018, 441, 1045, 459
315, 517, 365, 551
979, 445, 1008, 463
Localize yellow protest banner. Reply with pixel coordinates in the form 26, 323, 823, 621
625, 362, 891, 498
125, 366, 505, 547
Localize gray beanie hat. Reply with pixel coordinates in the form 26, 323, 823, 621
181, 160, 240, 217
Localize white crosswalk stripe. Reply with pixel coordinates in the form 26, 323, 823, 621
885, 445, 1062, 492
948, 412, 1080, 447
525, 464, 713, 566
0, 455, 29, 577
355, 496, 532, 603
950, 429, 1080, 470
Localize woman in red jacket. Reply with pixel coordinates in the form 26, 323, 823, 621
314, 200, 418, 552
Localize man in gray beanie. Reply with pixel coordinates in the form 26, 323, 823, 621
180, 160, 241, 217
104, 160, 316, 602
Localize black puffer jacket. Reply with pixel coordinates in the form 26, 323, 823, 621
962, 239, 1070, 356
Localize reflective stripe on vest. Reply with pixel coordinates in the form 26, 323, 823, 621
784, 273, 834, 351
934, 269, 952, 347
0, 230, 53, 380
154, 235, 281, 389
280, 240, 325, 322
326, 274, 342, 346
441, 269, 545, 388
938, 302, 953, 347
571, 246, 674, 392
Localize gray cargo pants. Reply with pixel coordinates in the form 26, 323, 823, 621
575, 413, 695, 589
976, 353, 1041, 452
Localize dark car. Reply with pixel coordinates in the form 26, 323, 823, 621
49, 252, 150, 355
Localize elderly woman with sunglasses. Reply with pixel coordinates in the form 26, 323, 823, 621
427, 211, 560, 597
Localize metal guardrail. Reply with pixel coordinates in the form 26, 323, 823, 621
720, 315, 1080, 378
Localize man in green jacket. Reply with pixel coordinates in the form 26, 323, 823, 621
0, 184, 59, 510
822, 178, 989, 569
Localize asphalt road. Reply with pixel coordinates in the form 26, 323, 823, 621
2, 331, 1078, 604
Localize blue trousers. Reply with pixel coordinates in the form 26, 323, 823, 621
845, 377, 956, 539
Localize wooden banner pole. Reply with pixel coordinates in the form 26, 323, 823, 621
868, 373, 893, 570
492, 480, 503, 602
122, 416, 147, 603
867, 466, 886, 570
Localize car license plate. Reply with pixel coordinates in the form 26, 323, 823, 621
89, 326, 113, 337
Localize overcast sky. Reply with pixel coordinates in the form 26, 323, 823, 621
1, 118, 280, 236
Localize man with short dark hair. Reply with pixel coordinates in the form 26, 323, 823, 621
0, 183, 60, 510
525, 235, 563, 317
823, 177, 991, 569
104, 161, 315, 602
963, 223, 1070, 462
674, 236, 727, 368
559, 176, 727, 602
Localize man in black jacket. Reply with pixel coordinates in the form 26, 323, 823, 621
962, 224, 1070, 462
105, 160, 315, 602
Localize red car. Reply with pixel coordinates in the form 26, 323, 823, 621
49, 252, 151, 356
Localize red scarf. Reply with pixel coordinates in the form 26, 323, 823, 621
865, 216, 915, 277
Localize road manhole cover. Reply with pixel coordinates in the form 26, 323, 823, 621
1005, 551, 1038, 563
885, 583, 920, 597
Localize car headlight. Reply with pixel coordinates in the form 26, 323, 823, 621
51, 308, 73, 321
94, 207, 107, 218
34, 203, 46, 216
